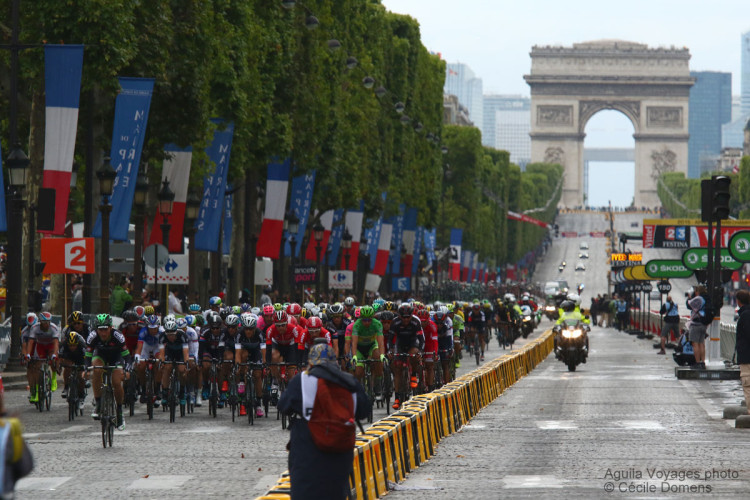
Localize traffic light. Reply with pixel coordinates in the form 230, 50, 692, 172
711, 175, 731, 220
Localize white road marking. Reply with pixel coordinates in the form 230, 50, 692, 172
502, 475, 564, 488
617, 420, 663, 430
184, 426, 230, 433
536, 420, 578, 430
16, 477, 72, 491
60, 425, 89, 432
127, 475, 193, 490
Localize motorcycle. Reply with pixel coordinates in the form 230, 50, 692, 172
543, 304, 559, 321
520, 305, 534, 338
553, 319, 589, 372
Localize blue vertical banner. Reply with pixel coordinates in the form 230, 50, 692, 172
389, 204, 405, 274
195, 120, 235, 252
367, 218, 383, 270
412, 226, 423, 276
424, 228, 436, 266
326, 209, 345, 266
222, 187, 233, 255
284, 171, 316, 258
93, 77, 155, 241
0, 142, 6, 232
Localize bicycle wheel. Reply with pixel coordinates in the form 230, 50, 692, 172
146, 370, 154, 420
365, 369, 374, 423
44, 367, 52, 411
101, 390, 113, 448
382, 360, 392, 415
209, 380, 218, 418
474, 335, 480, 365
179, 382, 186, 418
246, 372, 255, 426
169, 376, 177, 423
127, 372, 137, 417
68, 376, 77, 422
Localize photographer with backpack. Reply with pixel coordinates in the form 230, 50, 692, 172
686, 286, 709, 369
278, 342, 370, 500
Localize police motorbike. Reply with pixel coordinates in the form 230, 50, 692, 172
543, 303, 559, 321
553, 318, 589, 372
520, 305, 534, 338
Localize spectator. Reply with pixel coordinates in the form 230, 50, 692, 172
168, 290, 183, 315
71, 282, 83, 312
278, 343, 369, 500
735, 290, 750, 413
110, 277, 133, 317
659, 295, 680, 355
590, 296, 599, 326
259, 286, 272, 306
0, 376, 34, 495
686, 286, 707, 369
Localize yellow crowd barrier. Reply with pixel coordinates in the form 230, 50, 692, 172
256, 330, 555, 500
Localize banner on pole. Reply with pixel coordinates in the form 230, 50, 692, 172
196, 121, 235, 252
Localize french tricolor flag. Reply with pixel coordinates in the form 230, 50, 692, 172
449, 228, 462, 281
256, 159, 291, 259
343, 206, 364, 271
373, 223, 393, 276
461, 250, 472, 282
146, 145, 192, 252
40, 45, 84, 235
305, 210, 334, 262
401, 208, 417, 277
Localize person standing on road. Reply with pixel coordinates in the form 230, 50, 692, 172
659, 295, 680, 355
278, 343, 369, 500
686, 286, 707, 369
734, 290, 750, 412
0, 378, 34, 496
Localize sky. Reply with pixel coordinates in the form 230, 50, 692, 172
382, 0, 750, 206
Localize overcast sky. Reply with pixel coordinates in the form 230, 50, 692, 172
382, 0, 750, 207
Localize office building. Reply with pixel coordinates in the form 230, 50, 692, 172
483, 95, 531, 166
688, 71, 731, 177
444, 63, 483, 135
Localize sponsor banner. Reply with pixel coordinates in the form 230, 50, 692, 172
146, 253, 189, 284
643, 218, 750, 248
364, 273, 382, 293
392, 277, 411, 292
561, 231, 577, 238
329, 270, 354, 289
285, 171, 316, 258
292, 265, 317, 285
255, 156, 289, 258
589, 231, 606, 237
255, 259, 273, 286
40, 237, 95, 274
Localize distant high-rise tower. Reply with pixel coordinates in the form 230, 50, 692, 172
742, 30, 750, 116
722, 30, 750, 149
483, 95, 531, 166
444, 63, 483, 135
689, 71, 731, 177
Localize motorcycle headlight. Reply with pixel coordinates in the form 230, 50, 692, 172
562, 329, 583, 339
545, 306, 555, 311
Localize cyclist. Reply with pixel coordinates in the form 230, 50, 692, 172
343, 296, 356, 320
416, 308, 438, 391
198, 312, 231, 408
216, 314, 241, 408
350, 305, 385, 395
86, 314, 130, 431
58, 330, 88, 405
133, 314, 163, 406
325, 303, 351, 367
482, 300, 495, 345
159, 318, 190, 406
118, 310, 141, 354
207, 296, 222, 316
296, 316, 333, 360
286, 303, 305, 329
375, 310, 396, 356
434, 307, 455, 384
256, 304, 276, 335
26, 312, 61, 403
390, 303, 424, 410
466, 302, 486, 361
21, 313, 38, 403
177, 316, 200, 406
234, 313, 265, 417
265, 310, 300, 387
447, 304, 464, 368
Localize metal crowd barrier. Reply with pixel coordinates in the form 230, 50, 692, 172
256, 330, 555, 500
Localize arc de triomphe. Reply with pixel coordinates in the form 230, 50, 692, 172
524, 40, 694, 208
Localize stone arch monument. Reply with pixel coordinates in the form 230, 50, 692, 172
524, 40, 694, 208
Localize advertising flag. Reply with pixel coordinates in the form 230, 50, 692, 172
255, 158, 291, 258
223, 187, 233, 255
285, 171, 316, 258
343, 202, 364, 271
93, 77, 155, 241
389, 205, 405, 275
195, 121, 235, 252
449, 228, 462, 280
41, 45, 84, 235
412, 226, 424, 276
401, 208, 417, 277
326, 209, 345, 266
373, 223, 393, 276
146, 144, 192, 252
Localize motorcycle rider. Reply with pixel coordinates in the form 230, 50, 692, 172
554, 299, 590, 358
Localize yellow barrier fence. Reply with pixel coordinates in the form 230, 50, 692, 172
256, 330, 554, 500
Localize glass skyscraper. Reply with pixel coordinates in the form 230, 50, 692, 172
483, 95, 531, 166
742, 30, 750, 116
688, 71, 731, 178
444, 63, 483, 135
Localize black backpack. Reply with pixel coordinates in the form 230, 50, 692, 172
698, 294, 714, 326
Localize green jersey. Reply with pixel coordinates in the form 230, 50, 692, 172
351, 318, 383, 344
452, 314, 465, 332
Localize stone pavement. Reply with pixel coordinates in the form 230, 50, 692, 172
4, 327, 538, 499
387, 325, 749, 499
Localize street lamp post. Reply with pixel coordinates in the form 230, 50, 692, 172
313, 222, 324, 301
157, 180, 175, 312
132, 168, 149, 303
97, 158, 117, 315
6, 145, 29, 360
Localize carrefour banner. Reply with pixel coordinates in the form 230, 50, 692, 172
327, 209, 345, 266
284, 171, 316, 258
223, 186, 233, 255
195, 121, 235, 252
93, 77, 154, 241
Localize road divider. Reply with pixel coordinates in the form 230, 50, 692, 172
256, 330, 554, 500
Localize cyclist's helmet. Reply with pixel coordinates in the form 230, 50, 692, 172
353, 307, 361, 319
372, 298, 385, 310
219, 307, 229, 322
300, 307, 311, 319
398, 303, 413, 318
359, 305, 375, 319
39, 312, 52, 323
250, 307, 261, 316
67, 331, 80, 346
68, 310, 84, 324
231, 305, 242, 315
122, 310, 138, 323
344, 296, 355, 307
209, 296, 222, 307
307, 316, 323, 330
188, 303, 202, 313
240, 303, 251, 313
262, 304, 275, 316
163, 313, 176, 324
434, 308, 448, 322
273, 303, 284, 311
328, 303, 344, 317
225, 314, 240, 328
207, 312, 223, 329
175, 317, 188, 330
194, 315, 205, 328
163, 318, 177, 332
274, 310, 288, 324
240, 313, 257, 329
560, 300, 576, 312
144, 305, 155, 316
146, 314, 160, 328
133, 305, 146, 318
286, 303, 302, 316
384, 301, 396, 312
416, 308, 430, 321
376, 310, 395, 322
184, 315, 196, 327
95, 313, 112, 329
